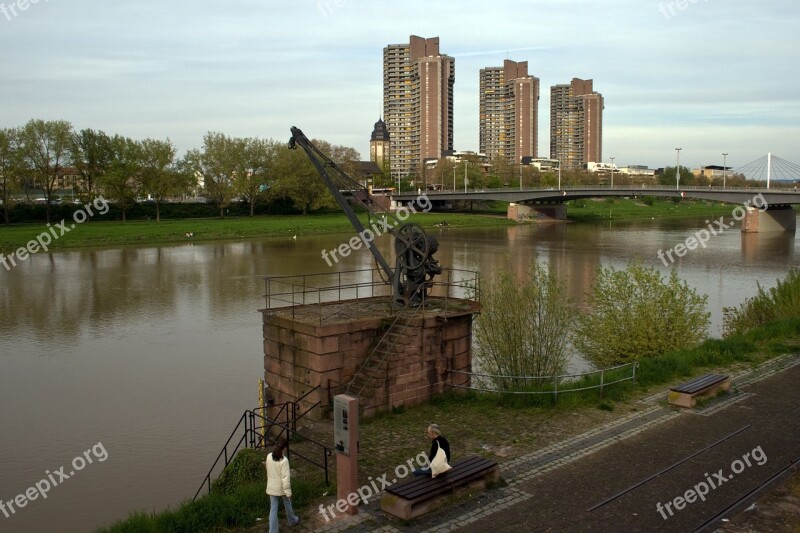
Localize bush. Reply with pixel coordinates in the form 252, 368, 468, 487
723, 269, 800, 336
574, 260, 710, 367
474, 262, 575, 388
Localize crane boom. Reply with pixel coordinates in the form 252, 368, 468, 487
288, 126, 441, 305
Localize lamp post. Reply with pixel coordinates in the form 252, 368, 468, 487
675, 148, 682, 190
610, 156, 615, 188
519, 161, 523, 190
722, 152, 728, 188
464, 160, 468, 193
557, 160, 562, 190
453, 165, 456, 191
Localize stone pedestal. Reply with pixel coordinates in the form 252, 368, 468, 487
261, 297, 479, 419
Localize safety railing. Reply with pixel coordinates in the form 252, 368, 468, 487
449, 362, 637, 401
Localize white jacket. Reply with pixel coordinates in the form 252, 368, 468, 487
265, 453, 292, 498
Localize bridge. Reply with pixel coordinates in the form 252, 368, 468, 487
388, 185, 800, 233
392, 185, 800, 206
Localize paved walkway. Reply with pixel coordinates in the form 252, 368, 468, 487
303, 353, 800, 532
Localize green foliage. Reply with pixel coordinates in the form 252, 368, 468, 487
641, 195, 655, 206
474, 262, 575, 388
574, 260, 710, 367
211, 449, 266, 495
723, 270, 800, 337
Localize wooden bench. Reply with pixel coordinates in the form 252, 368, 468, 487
667, 373, 731, 408
380, 456, 500, 520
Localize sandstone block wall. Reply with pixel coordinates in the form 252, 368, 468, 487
262, 297, 478, 419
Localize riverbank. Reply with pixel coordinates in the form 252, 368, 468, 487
96, 317, 800, 532
0, 212, 514, 254
0, 198, 743, 254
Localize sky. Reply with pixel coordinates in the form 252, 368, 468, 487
1, 0, 799, 172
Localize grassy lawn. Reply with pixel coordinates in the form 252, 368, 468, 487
566, 197, 735, 222
0, 212, 514, 254
0, 198, 752, 254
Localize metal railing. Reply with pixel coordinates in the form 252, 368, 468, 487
449, 362, 637, 401
193, 391, 330, 501
263, 267, 481, 325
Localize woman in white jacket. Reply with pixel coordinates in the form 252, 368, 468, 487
266, 437, 300, 532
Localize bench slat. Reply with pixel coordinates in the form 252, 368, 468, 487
386, 457, 496, 500
670, 374, 728, 394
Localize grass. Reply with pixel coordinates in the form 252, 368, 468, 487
565, 197, 734, 222
0, 197, 748, 254
0, 211, 514, 254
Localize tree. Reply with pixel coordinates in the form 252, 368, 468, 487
0, 128, 23, 225
574, 261, 710, 368
235, 138, 275, 217
659, 165, 695, 187
474, 262, 575, 389
72, 129, 114, 196
184, 132, 244, 218
101, 135, 142, 222
139, 138, 192, 221
488, 155, 514, 186
19, 119, 74, 223
272, 138, 339, 215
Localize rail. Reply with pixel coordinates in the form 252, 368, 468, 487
193, 391, 331, 501
449, 362, 637, 401
263, 267, 481, 325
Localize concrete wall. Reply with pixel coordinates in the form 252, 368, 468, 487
507, 202, 566, 221
262, 297, 478, 419
742, 205, 797, 233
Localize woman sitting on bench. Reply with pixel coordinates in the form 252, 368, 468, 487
413, 423, 451, 477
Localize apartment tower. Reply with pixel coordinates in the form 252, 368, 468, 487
383, 35, 454, 179
479, 59, 539, 165
550, 78, 604, 171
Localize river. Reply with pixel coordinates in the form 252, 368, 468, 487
0, 214, 796, 532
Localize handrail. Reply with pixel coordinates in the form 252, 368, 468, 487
192, 412, 249, 500
449, 362, 637, 400
194, 393, 332, 501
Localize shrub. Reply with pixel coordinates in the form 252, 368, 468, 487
574, 260, 710, 367
723, 269, 800, 336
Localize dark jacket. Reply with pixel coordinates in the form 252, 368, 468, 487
428, 435, 450, 463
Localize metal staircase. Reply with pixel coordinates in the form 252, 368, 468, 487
345, 300, 418, 402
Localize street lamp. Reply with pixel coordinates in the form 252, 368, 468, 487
557, 160, 562, 190
675, 148, 682, 190
464, 160, 468, 193
722, 153, 728, 188
610, 156, 615, 188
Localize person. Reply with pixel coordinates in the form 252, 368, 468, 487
413, 423, 450, 476
265, 437, 300, 532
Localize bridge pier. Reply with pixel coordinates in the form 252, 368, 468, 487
742, 206, 796, 233
508, 203, 566, 222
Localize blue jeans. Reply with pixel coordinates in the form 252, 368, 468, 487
269, 495, 299, 533
413, 466, 431, 477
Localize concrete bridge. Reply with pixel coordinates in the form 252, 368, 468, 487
390, 185, 800, 232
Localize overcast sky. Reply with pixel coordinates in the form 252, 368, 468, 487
1, 0, 798, 172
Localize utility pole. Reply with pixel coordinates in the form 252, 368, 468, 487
675, 148, 682, 190
722, 153, 728, 188
610, 156, 615, 188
